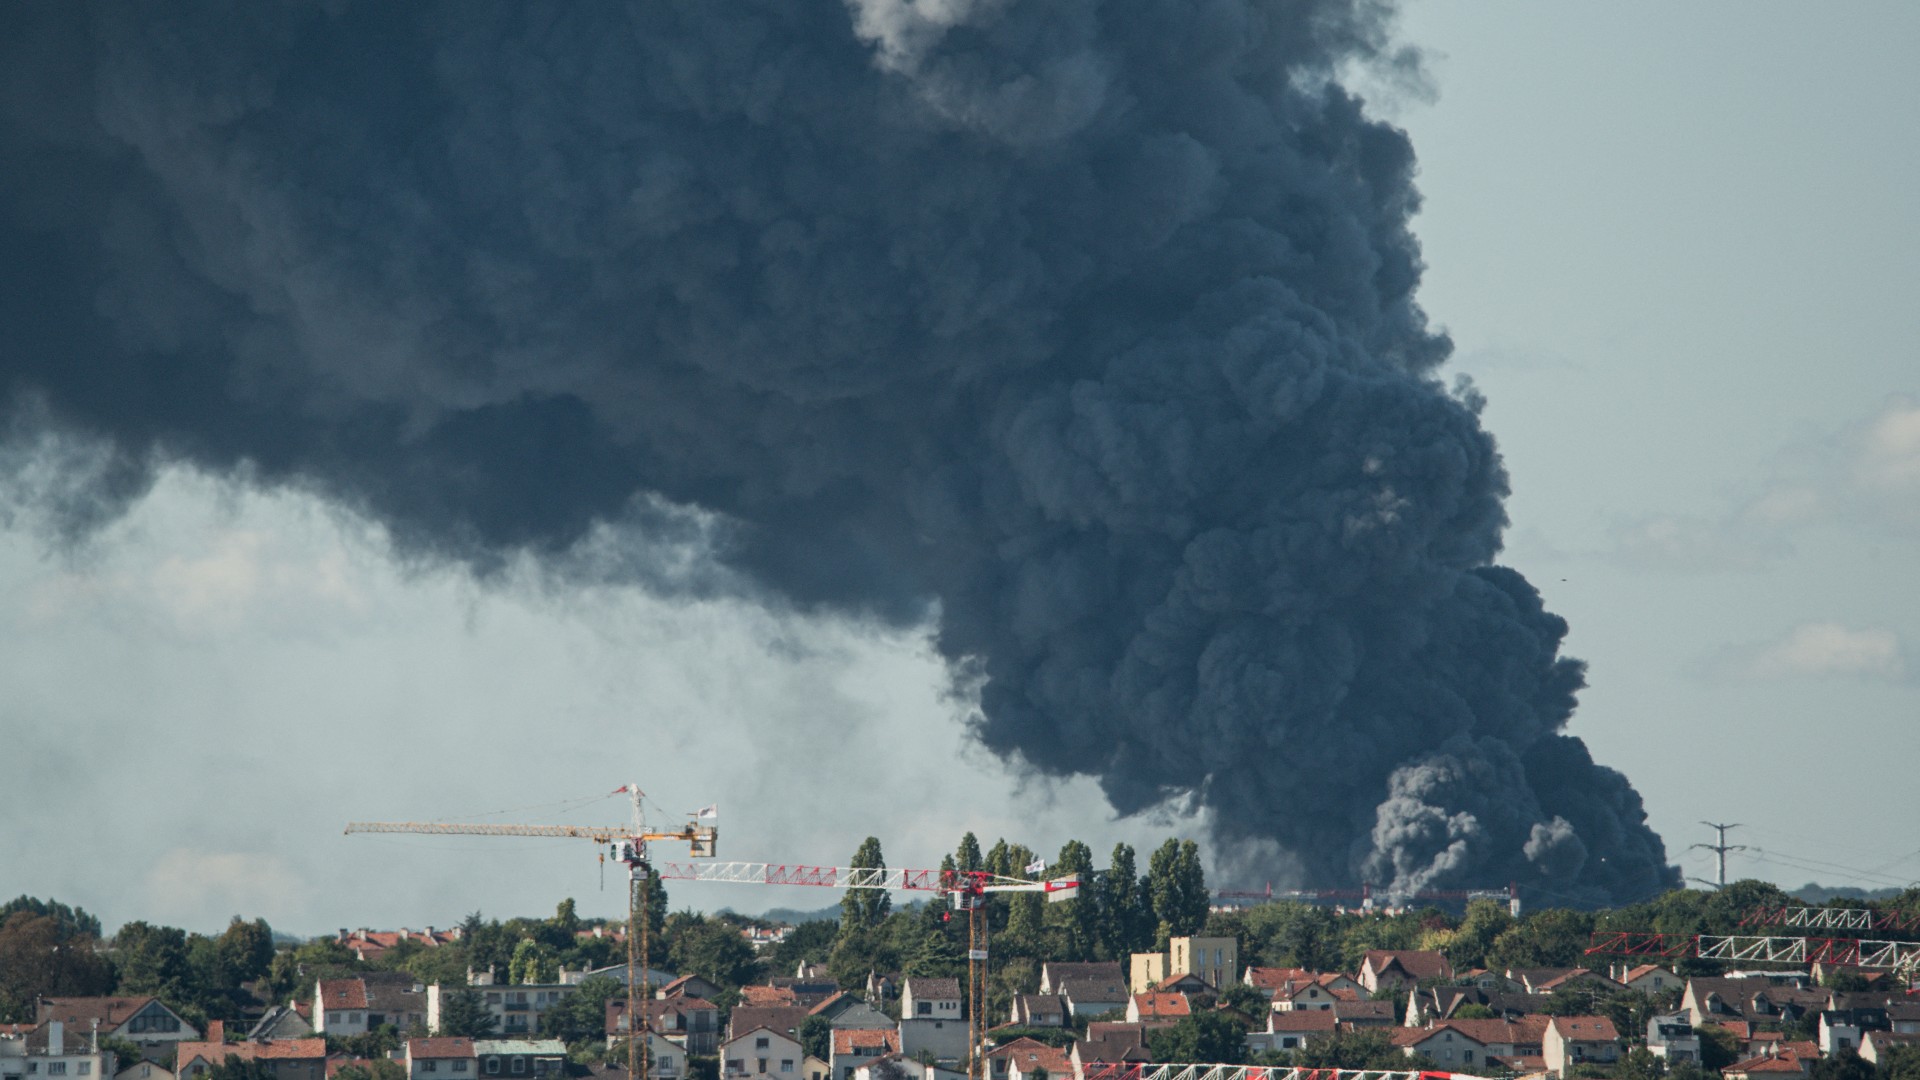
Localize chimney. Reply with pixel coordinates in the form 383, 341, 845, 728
208, 1021, 225, 1044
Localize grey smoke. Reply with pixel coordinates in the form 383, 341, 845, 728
0, 0, 1676, 903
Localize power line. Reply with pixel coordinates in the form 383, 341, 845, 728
1691, 821, 1747, 889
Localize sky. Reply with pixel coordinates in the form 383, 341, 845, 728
2, 1, 1917, 937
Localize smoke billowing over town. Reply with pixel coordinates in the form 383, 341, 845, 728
0, 1, 1678, 903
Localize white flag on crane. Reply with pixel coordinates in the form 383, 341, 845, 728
1025, 857, 1046, 875
696, 804, 718, 819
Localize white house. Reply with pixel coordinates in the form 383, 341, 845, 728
1, 1021, 112, 1080
1646, 1013, 1700, 1063
405, 1038, 477, 1080
829, 1030, 899, 1080
901, 980, 961, 1022
724, 1027, 804, 1080
1543, 1017, 1621, 1079
428, 983, 579, 1040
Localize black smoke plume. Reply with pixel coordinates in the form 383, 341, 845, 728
0, 1, 1677, 902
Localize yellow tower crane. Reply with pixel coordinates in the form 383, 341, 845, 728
345, 784, 717, 1080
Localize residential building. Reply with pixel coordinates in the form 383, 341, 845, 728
1614, 964, 1682, 995
1819, 1007, 1889, 1057
403, 1038, 477, 1080
335, 928, 460, 964
901, 979, 962, 1022
1006, 996, 1065, 1028
726, 1008, 808, 1046
1270, 974, 1362, 1013
1168, 937, 1236, 991
1722, 1050, 1814, 1080
470, 1040, 565, 1080
808, 997, 890, 1032
1332, 1001, 1395, 1028
246, 1007, 314, 1042
850, 1058, 965, 1080
722, 1026, 803, 1080
1542, 1017, 1621, 1079
897, 1014, 967, 1065
1390, 1025, 1491, 1071
1057, 981, 1128, 1020
1357, 951, 1453, 994
319, 976, 427, 1038
1037, 964, 1122, 996
177, 1037, 326, 1080
1256, 1011, 1336, 1054
35, 1000, 198, 1060
427, 982, 566, 1040
112, 1061, 173, 1080
1241, 968, 1313, 999
1, 1020, 113, 1080
827, 1029, 898, 1080
1124, 994, 1189, 1026
607, 996, 720, 1055
1682, 978, 1832, 1030
558, 965, 676, 990
1129, 938, 1235, 994
1068, 1024, 1150, 1073
1646, 1013, 1700, 1063
1862, 1031, 1920, 1065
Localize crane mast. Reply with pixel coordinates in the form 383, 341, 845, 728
346, 784, 717, 1080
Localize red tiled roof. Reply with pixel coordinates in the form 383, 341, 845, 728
38, 997, 168, 1033
985, 1039, 1053, 1059
1131, 993, 1190, 1019
1245, 968, 1314, 991
831, 1030, 899, 1056
1549, 1016, 1620, 1042
1623, 964, 1671, 983
409, 1038, 476, 1060
1360, 950, 1453, 983
180, 1040, 327, 1067
326, 1058, 378, 1079
318, 980, 369, 1010
739, 986, 797, 1007
1268, 1012, 1338, 1033
1727, 1055, 1807, 1075
1003, 1045, 1070, 1076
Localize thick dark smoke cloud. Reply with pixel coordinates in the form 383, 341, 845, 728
0, 1, 1677, 902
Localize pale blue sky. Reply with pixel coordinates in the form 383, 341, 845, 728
2, 3, 1915, 934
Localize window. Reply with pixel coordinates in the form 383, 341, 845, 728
781, 1063, 793, 1073
512, 1061, 525, 1075
727, 1062, 743, 1074
425, 1064, 438, 1073
659, 1060, 673, 1073
756, 1039, 769, 1050
78, 1066, 92, 1077
757, 1061, 767, 1075
916, 1004, 930, 1016
486, 1059, 500, 1075
454, 1066, 468, 1074
1464, 1052, 1473, 1064
50, 1066, 67, 1076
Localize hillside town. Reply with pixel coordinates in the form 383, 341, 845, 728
4, 839, 1919, 1080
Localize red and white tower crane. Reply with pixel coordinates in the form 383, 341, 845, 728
346, 785, 717, 1080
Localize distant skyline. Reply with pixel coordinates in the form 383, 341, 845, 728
3, 2, 1916, 936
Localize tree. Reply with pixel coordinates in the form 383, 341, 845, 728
114, 921, 192, 1000
1148, 840, 1207, 940
906, 922, 964, 980
214, 917, 276, 990
509, 939, 558, 985
542, 975, 622, 1042
1446, 899, 1513, 970
670, 914, 760, 989
798, 1015, 833, 1061
0, 911, 116, 1021
1615, 1047, 1667, 1080
955, 834, 983, 874
1147, 1011, 1247, 1065
1879, 1045, 1920, 1080
1696, 1024, 1740, 1072
1042, 840, 1099, 961
1216, 983, 1267, 1018
332, 1062, 407, 1080
766, 919, 836, 976
1485, 908, 1594, 969
436, 988, 499, 1037
1100, 844, 1152, 960
840, 838, 891, 934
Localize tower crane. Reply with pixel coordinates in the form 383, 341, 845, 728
345, 785, 717, 1080
648, 857, 1080, 1080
